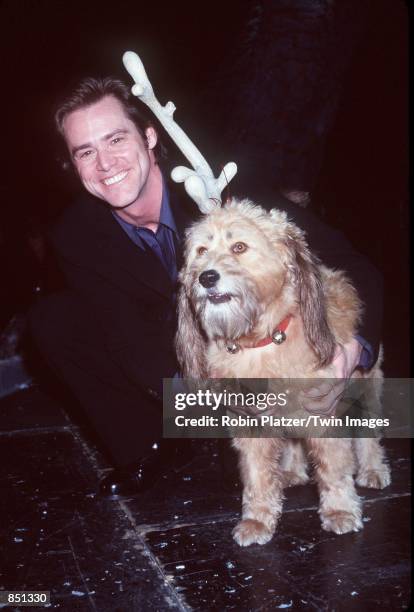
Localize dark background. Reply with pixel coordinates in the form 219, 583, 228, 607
0, 0, 409, 375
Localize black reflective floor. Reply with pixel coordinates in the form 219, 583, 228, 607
0, 386, 411, 611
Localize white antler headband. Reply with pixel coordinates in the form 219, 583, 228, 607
122, 51, 237, 214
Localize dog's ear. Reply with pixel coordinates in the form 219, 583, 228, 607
175, 284, 208, 378
285, 230, 336, 368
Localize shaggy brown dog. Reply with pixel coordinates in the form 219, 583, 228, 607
176, 199, 390, 546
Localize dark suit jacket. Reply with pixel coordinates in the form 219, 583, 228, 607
51, 185, 199, 401
50, 187, 382, 406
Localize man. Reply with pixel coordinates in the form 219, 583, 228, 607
30, 77, 382, 497
31, 78, 197, 496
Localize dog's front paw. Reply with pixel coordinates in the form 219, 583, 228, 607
356, 467, 391, 489
232, 519, 274, 546
320, 510, 363, 535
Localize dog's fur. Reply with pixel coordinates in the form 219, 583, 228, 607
176, 199, 391, 546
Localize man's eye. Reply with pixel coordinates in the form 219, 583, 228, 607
80, 149, 94, 159
197, 246, 208, 256
232, 242, 248, 254
111, 136, 124, 145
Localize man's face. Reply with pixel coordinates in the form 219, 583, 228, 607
62, 95, 157, 209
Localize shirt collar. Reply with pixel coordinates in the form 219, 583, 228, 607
111, 174, 178, 236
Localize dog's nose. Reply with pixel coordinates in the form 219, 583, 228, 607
199, 269, 220, 288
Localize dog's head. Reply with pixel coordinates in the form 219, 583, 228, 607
176, 199, 335, 376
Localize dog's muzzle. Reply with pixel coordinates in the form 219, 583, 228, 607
198, 269, 233, 304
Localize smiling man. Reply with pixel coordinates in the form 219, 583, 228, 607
62, 95, 162, 225
30, 78, 196, 497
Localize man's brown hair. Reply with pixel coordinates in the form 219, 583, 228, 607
55, 77, 166, 163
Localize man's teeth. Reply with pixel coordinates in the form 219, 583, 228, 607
103, 171, 128, 186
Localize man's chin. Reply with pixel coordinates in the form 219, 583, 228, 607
87, 185, 138, 210
107, 199, 137, 211
98, 191, 138, 210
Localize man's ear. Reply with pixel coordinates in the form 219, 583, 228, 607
145, 126, 158, 150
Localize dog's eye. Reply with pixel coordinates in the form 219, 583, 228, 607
232, 242, 248, 254
197, 246, 208, 256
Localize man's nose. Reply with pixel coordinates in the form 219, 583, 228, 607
95, 149, 115, 171
199, 269, 220, 288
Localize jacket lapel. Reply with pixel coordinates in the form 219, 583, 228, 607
85, 182, 200, 299
169, 184, 201, 273
94, 203, 174, 300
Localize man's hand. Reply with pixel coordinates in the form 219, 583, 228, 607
225, 338, 363, 419
300, 338, 363, 416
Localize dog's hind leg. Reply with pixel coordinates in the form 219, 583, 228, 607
307, 438, 363, 534
353, 438, 391, 489
280, 439, 310, 487
232, 438, 284, 546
